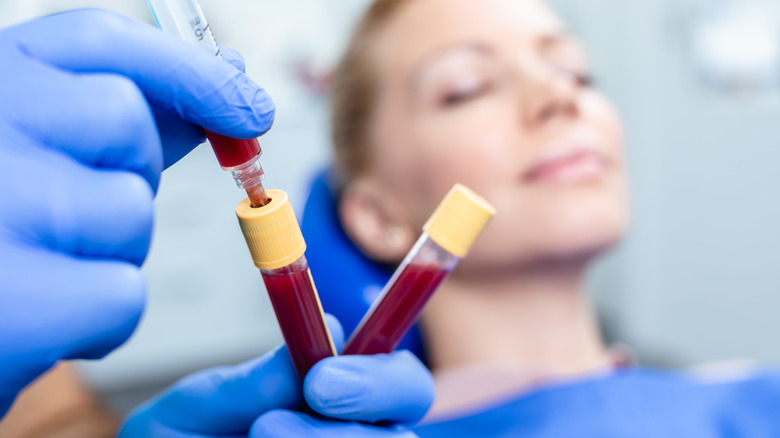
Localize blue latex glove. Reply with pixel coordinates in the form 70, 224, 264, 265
0, 9, 274, 416
120, 316, 434, 437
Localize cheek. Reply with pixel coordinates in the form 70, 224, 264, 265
455, 98, 628, 270
392, 92, 629, 270
469, 176, 629, 268
410, 102, 522, 208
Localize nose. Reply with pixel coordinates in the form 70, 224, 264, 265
520, 63, 580, 129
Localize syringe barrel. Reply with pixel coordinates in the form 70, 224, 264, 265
205, 129, 263, 169
146, 0, 219, 56
342, 233, 458, 356
146, 0, 264, 190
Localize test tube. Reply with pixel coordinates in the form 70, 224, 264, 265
146, 0, 269, 207
343, 184, 496, 356
236, 190, 336, 380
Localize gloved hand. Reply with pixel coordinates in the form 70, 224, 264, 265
120, 316, 434, 437
0, 9, 274, 416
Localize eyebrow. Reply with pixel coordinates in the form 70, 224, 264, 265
409, 29, 578, 91
412, 28, 575, 74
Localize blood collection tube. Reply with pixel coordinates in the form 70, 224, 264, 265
147, 0, 269, 207
343, 184, 496, 356
236, 190, 336, 380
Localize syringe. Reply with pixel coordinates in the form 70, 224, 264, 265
146, 0, 269, 207
147, 0, 336, 379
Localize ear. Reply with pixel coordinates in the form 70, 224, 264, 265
338, 178, 417, 263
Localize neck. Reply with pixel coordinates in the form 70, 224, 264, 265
422, 260, 607, 376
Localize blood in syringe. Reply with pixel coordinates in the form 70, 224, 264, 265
205, 130, 269, 206
205, 130, 261, 168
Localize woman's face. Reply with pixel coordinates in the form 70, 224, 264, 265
366, 0, 628, 273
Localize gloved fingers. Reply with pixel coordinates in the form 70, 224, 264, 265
219, 45, 246, 73
147, 346, 300, 435
156, 45, 247, 168
9, 62, 163, 191
304, 350, 434, 425
250, 409, 420, 438
126, 316, 343, 436
0, 243, 145, 360
0, 149, 154, 266
152, 107, 206, 168
12, 9, 275, 139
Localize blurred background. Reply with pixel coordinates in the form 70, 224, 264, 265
2, 0, 780, 415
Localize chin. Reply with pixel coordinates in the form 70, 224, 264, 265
538, 221, 624, 264
460, 200, 627, 274
537, 196, 627, 260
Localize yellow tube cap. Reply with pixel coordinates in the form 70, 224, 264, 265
423, 184, 496, 257
236, 189, 306, 270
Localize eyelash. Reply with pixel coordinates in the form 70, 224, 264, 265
440, 83, 489, 107
562, 68, 595, 88
437, 68, 593, 108
575, 73, 595, 88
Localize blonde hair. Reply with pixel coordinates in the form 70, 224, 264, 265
330, 0, 413, 189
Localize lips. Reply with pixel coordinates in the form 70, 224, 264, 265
523, 144, 608, 184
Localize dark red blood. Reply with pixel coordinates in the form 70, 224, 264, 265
262, 266, 335, 381
343, 264, 450, 356
205, 129, 261, 168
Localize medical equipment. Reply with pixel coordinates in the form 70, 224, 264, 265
236, 190, 336, 380
146, 0, 334, 379
0, 8, 277, 416
146, 0, 269, 207
343, 184, 495, 355
121, 315, 434, 436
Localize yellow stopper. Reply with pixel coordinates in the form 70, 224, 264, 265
423, 184, 496, 257
236, 189, 306, 270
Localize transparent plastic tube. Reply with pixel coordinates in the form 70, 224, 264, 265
261, 255, 337, 380
236, 190, 336, 381
146, 0, 269, 206
343, 184, 495, 356
343, 233, 459, 355
146, 0, 219, 53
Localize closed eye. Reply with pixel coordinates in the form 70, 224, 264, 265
574, 72, 595, 88
558, 67, 595, 89
440, 83, 490, 107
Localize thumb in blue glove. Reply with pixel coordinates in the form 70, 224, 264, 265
0, 8, 274, 417
120, 315, 434, 437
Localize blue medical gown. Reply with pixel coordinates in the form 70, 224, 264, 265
415, 368, 780, 437
301, 172, 780, 437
